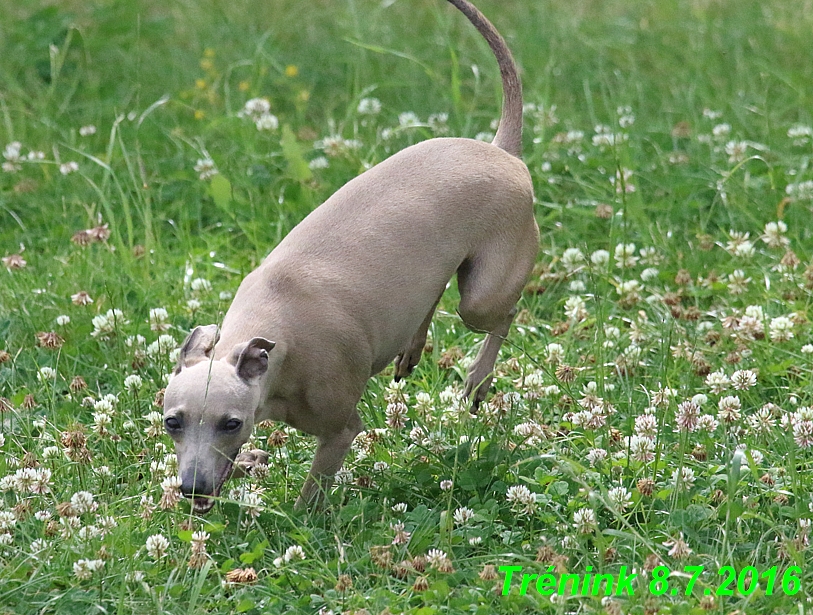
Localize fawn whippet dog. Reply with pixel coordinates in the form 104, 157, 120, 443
163, 0, 539, 513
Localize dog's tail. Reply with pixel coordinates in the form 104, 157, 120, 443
446, 0, 523, 158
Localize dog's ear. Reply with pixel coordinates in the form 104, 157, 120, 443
230, 337, 276, 382
174, 325, 220, 374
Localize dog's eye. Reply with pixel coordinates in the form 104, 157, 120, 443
224, 419, 242, 432
165, 416, 182, 431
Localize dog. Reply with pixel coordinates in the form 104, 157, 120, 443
163, 0, 539, 513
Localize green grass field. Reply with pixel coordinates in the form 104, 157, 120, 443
2, 0, 813, 613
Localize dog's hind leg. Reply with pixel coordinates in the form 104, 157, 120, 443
462, 308, 516, 410
394, 295, 442, 381
457, 225, 538, 411
294, 410, 364, 510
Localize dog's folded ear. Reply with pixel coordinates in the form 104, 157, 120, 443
174, 324, 220, 373
230, 337, 276, 381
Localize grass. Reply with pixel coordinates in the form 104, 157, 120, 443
1, 0, 813, 613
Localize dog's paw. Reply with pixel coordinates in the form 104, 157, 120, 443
394, 348, 421, 380
232, 449, 270, 478
463, 373, 493, 414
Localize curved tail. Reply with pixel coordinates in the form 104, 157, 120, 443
446, 0, 523, 158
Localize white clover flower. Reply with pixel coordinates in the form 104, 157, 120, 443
614, 243, 638, 268
146, 534, 170, 559
788, 124, 813, 140
190, 277, 212, 293
146, 334, 178, 359
545, 342, 564, 365
732, 240, 755, 258
241, 98, 271, 118
55, 315, 71, 326
586, 448, 608, 466
712, 123, 731, 139
144, 411, 165, 438
398, 112, 421, 128
769, 316, 794, 342
759, 221, 790, 249
697, 414, 719, 433
558, 129, 584, 144
308, 156, 329, 170
93, 398, 115, 413
561, 247, 584, 271
794, 420, 813, 448
725, 140, 748, 163
673, 467, 696, 489
574, 508, 597, 533
2, 141, 23, 172
284, 545, 306, 562
73, 559, 104, 580
617, 106, 635, 128
149, 307, 171, 332
726, 270, 751, 295
425, 548, 451, 570
91, 308, 129, 338
59, 161, 79, 175
610, 168, 635, 194
0, 511, 16, 530
640, 267, 659, 282
316, 135, 363, 157
785, 180, 813, 201
193, 158, 218, 180
334, 468, 353, 485
592, 125, 627, 148
357, 97, 382, 115
717, 395, 742, 423
748, 449, 764, 464
675, 401, 700, 432
37, 366, 57, 382
617, 279, 642, 297
607, 486, 632, 511
71, 491, 96, 514
506, 484, 537, 514
564, 296, 588, 322
453, 506, 475, 526
591, 249, 610, 267
629, 435, 655, 463
634, 414, 658, 439
30, 538, 49, 554
252, 112, 278, 131
428, 113, 449, 133
124, 374, 143, 392
439, 479, 453, 491
731, 370, 757, 391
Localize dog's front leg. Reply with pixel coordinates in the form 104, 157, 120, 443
294, 411, 364, 510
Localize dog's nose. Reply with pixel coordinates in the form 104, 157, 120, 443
180, 467, 212, 497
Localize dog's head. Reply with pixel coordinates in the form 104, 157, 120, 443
163, 325, 275, 513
